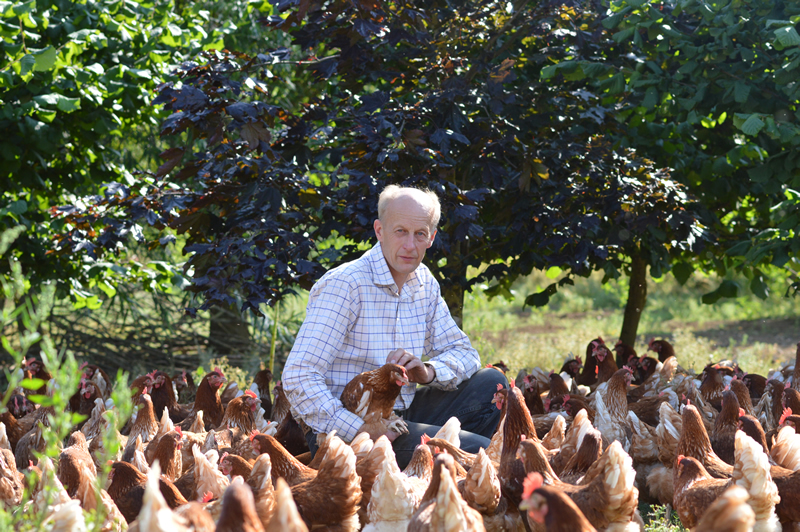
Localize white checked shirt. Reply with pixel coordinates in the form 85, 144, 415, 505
282, 242, 481, 442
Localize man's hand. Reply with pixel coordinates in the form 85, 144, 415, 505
387, 348, 435, 384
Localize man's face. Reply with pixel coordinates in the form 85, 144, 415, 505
374, 194, 436, 287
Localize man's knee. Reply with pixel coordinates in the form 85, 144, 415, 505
462, 367, 509, 393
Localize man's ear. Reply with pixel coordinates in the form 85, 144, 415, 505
426, 229, 437, 248
374, 219, 384, 242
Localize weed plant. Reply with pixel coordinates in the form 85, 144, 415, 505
0, 228, 133, 530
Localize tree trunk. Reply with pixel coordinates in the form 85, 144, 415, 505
441, 280, 465, 328
208, 302, 251, 355
619, 253, 648, 347
439, 240, 465, 327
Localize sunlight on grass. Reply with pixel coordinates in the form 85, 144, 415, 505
463, 270, 800, 377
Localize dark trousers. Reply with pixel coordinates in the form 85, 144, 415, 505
306, 367, 507, 469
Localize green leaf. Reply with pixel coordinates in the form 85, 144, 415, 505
524, 282, 558, 307
28, 394, 54, 406
747, 164, 771, 183
740, 114, 765, 136
672, 262, 693, 285
32, 46, 56, 72
8, 199, 27, 214
734, 82, 750, 103
7, 0, 35, 17
17, 53, 35, 76
642, 86, 658, 109
85, 295, 102, 309
750, 274, 769, 300
85, 63, 104, 75
701, 280, 740, 304
540, 64, 559, 80
775, 26, 800, 47
726, 240, 752, 257
613, 27, 635, 43
20, 377, 45, 390
609, 73, 625, 94
545, 266, 562, 279
33, 93, 81, 113
601, 7, 632, 29
97, 280, 116, 298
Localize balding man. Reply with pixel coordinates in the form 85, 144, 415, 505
282, 185, 506, 467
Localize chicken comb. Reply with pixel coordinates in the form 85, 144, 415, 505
563, 394, 570, 403
780, 407, 793, 426
496, 383, 504, 391
79, 362, 88, 370
738, 408, 745, 418
249, 430, 259, 441
485, 363, 493, 369
676, 454, 686, 465
421, 433, 431, 445
244, 390, 258, 399
522, 472, 544, 499
575, 356, 582, 365
202, 492, 214, 504
623, 365, 634, 374
520, 434, 526, 442
597, 336, 604, 344
220, 452, 228, 462
214, 367, 223, 376
175, 426, 182, 437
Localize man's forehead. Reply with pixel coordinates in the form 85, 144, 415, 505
384, 196, 433, 224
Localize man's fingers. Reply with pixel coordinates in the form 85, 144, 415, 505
387, 348, 406, 365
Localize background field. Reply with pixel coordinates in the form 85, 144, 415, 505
462, 270, 800, 380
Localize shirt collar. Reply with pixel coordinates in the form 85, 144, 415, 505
368, 242, 422, 297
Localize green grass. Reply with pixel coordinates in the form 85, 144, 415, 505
640, 504, 688, 532
463, 270, 800, 378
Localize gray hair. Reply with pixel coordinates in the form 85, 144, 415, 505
377, 185, 441, 230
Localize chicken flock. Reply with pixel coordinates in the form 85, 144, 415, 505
2, 338, 800, 532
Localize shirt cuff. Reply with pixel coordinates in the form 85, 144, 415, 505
329, 408, 365, 443
423, 360, 458, 391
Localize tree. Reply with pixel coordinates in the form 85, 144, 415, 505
53, 0, 711, 348
553, 0, 800, 301
0, 0, 235, 302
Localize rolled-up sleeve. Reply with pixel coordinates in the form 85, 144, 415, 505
282, 276, 364, 442
422, 283, 481, 390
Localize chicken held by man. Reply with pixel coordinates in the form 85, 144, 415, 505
340, 363, 410, 440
